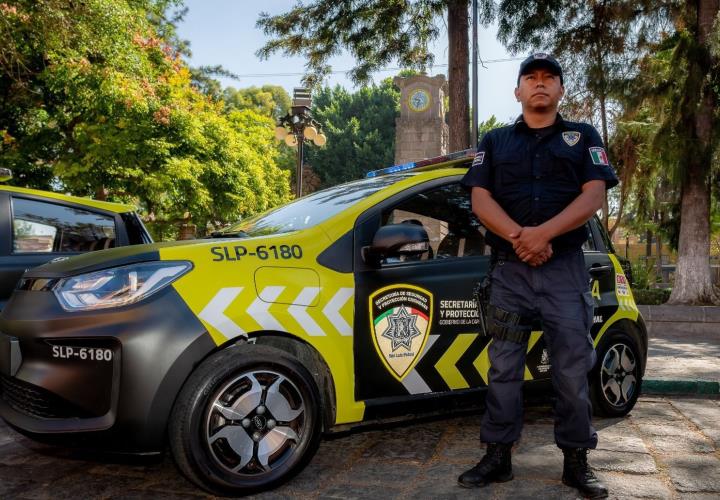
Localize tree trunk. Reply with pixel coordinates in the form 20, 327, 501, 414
608, 177, 626, 239
645, 229, 652, 258
598, 92, 610, 230
448, 0, 469, 152
655, 220, 663, 284
668, 0, 719, 304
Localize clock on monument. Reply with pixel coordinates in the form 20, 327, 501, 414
408, 88, 431, 112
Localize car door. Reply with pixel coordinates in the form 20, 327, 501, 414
353, 177, 494, 404
0, 194, 124, 310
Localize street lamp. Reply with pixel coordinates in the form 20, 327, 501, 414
275, 88, 327, 197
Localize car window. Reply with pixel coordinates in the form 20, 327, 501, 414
582, 223, 597, 251
381, 182, 490, 263
12, 197, 117, 254
220, 174, 414, 237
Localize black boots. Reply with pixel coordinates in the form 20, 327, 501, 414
562, 448, 608, 499
458, 442, 514, 488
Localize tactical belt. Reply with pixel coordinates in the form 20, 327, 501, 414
486, 304, 532, 343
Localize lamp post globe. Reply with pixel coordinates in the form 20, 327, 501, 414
284, 134, 298, 147
274, 126, 288, 141
275, 88, 327, 198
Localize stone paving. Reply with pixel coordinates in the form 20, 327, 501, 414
0, 396, 718, 499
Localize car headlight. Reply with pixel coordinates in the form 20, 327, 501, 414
54, 261, 192, 312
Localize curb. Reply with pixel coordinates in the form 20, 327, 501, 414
643, 379, 720, 396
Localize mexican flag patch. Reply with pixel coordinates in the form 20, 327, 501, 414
589, 146, 609, 166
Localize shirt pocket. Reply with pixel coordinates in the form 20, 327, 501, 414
547, 147, 582, 186
494, 152, 529, 187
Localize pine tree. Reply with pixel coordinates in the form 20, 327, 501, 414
256, 0, 495, 153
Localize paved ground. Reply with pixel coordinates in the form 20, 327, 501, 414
0, 395, 718, 499
645, 329, 720, 383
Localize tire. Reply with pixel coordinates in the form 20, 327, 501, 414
590, 329, 643, 417
169, 342, 322, 496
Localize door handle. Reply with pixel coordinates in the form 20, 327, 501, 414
588, 264, 613, 279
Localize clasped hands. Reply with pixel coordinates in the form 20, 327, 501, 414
509, 226, 553, 267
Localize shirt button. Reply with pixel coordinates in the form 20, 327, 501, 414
534, 197, 540, 201
535, 153, 540, 158
535, 175, 541, 179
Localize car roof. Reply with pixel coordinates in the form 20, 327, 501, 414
0, 185, 136, 213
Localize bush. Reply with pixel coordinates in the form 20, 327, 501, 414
631, 259, 658, 288
632, 288, 671, 305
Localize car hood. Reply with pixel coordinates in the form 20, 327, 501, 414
22, 240, 209, 278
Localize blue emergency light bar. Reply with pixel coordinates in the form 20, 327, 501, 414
366, 148, 477, 178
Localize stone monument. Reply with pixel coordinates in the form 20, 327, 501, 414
393, 74, 449, 165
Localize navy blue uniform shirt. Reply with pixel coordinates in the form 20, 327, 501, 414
461, 114, 619, 254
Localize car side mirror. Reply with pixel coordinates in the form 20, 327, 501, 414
0, 168, 12, 182
362, 223, 430, 265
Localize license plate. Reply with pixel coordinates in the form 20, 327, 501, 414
0, 332, 21, 377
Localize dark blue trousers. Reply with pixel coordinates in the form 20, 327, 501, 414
480, 249, 598, 449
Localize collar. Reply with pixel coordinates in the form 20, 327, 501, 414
513, 113, 569, 132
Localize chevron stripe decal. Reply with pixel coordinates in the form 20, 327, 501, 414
247, 286, 286, 331
434, 333, 478, 390
288, 287, 324, 336
199, 287, 246, 342
401, 335, 440, 395
323, 287, 354, 336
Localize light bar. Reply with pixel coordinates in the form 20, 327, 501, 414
366, 161, 416, 178
366, 148, 477, 178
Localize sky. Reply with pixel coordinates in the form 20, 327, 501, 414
176, 0, 526, 124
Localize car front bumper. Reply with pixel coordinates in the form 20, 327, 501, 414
0, 285, 214, 452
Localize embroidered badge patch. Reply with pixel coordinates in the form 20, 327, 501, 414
562, 131, 581, 147
472, 151, 485, 167
589, 146, 609, 166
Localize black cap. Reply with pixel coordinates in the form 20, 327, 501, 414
517, 53, 563, 85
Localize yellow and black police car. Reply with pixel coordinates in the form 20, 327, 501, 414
0, 168, 152, 311
0, 151, 647, 495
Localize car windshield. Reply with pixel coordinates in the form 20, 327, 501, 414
218, 174, 414, 237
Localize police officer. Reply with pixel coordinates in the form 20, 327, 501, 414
458, 53, 618, 499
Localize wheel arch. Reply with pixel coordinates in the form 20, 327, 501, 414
596, 318, 648, 376
211, 331, 337, 433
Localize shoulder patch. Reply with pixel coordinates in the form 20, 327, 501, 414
562, 131, 581, 146
472, 151, 485, 167
589, 146, 609, 166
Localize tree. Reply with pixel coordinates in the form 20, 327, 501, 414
493, 1, 672, 231
222, 85, 291, 120
654, 1, 720, 304
256, 1, 496, 153
0, 0, 290, 237
304, 79, 399, 187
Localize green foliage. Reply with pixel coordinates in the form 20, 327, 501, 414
631, 259, 660, 289
305, 79, 399, 187
256, 1, 451, 86
0, 0, 290, 236
479, 116, 505, 135
632, 288, 671, 305
222, 85, 291, 120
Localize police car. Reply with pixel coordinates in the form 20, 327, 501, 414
0, 151, 647, 495
0, 168, 152, 311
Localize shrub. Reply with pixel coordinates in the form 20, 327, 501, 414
632, 288, 671, 305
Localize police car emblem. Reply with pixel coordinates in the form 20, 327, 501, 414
562, 131, 581, 146
369, 284, 433, 381
472, 151, 485, 167
589, 146, 610, 166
